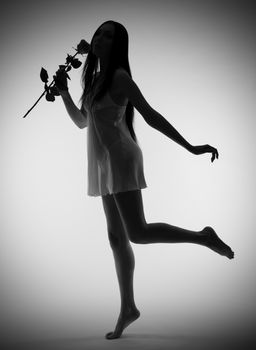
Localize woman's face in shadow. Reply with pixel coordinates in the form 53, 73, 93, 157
92, 23, 115, 58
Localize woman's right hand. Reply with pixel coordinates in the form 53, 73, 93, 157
191, 144, 219, 162
53, 68, 69, 93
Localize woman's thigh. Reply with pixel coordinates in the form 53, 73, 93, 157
101, 193, 129, 246
113, 189, 147, 242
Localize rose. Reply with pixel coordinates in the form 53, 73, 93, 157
22, 39, 90, 118
76, 39, 91, 54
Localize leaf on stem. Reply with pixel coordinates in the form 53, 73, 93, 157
71, 58, 82, 69
65, 54, 73, 64
40, 67, 49, 83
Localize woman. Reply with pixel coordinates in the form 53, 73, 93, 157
54, 20, 234, 340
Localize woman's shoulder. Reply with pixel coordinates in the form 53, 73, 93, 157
112, 67, 131, 89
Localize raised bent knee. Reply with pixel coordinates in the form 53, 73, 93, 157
130, 236, 144, 244
128, 225, 147, 244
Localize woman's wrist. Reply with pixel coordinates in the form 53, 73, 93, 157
59, 89, 70, 97
187, 144, 195, 154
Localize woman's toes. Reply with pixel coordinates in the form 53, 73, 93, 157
203, 226, 234, 259
105, 331, 120, 339
105, 332, 114, 339
229, 250, 235, 259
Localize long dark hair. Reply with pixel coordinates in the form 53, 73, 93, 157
79, 20, 137, 143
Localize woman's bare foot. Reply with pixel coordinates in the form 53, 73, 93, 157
105, 307, 140, 339
202, 226, 234, 259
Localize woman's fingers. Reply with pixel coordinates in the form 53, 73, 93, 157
190, 144, 219, 162
53, 75, 68, 91
210, 147, 219, 163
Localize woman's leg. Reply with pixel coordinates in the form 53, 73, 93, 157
113, 190, 234, 259
102, 194, 140, 339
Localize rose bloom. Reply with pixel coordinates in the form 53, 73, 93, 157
76, 39, 90, 54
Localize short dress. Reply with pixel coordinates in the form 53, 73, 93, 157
83, 86, 147, 197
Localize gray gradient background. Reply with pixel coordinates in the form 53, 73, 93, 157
1, 0, 256, 349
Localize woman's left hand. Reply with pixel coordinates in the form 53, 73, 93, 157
191, 144, 219, 162
53, 68, 69, 92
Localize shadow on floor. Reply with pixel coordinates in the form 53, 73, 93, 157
3, 331, 255, 350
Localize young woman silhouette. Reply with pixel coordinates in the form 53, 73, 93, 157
54, 20, 234, 340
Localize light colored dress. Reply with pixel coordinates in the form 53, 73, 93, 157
83, 78, 147, 197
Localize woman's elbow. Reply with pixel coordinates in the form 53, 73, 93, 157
79, 112, 88, 129
79, 121, 88, 129
76, 116, 88, 129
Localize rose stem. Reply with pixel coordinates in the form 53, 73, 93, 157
22, 51, 79, 118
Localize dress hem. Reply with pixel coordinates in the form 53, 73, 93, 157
87, 184, 148, 197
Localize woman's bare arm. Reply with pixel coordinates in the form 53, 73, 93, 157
114, 68, 193, 152
59, 90, 88, 129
